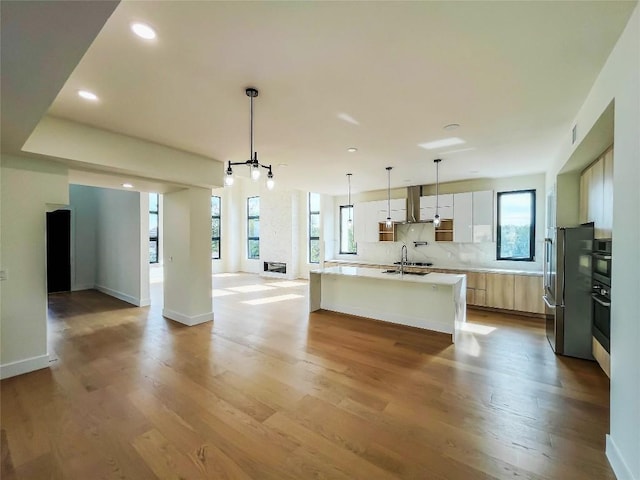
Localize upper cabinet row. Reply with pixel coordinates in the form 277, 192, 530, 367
579, 146, 613, 239
420, 191, 494, 243
353, 191, 493, 243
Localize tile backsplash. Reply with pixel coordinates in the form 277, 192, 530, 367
335, 223, 543, 272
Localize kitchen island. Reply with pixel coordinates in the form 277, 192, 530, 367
309, 266, 466, 342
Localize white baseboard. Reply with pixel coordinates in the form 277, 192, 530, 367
95, 284, 142, 306
138, 297, 151, 307
0, 354, 49, 380
607, 434, 636, 480
162, 308, 213, 326
72, 283, 95, 292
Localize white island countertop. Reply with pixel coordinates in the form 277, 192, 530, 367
309, 267, 466, 342
314, 266, 465, 285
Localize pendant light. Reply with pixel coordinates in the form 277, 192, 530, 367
433, 158, 442, 227
347, 173, 353, 224
385, 167, 393, 228
225, 87, 275, 190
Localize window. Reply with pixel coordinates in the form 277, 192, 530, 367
149, 193, 159, 263
339, 205, 356, 254
211, 196, 221, 260
247, 196, 260, 259
497, 189, 535, 261
308, 193, 321, 263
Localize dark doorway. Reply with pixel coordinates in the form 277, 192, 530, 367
46, 209, 71, 293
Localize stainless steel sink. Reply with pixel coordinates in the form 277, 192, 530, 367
382, 269, 428, 276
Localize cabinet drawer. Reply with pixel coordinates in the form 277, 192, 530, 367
485, 273, 515, 310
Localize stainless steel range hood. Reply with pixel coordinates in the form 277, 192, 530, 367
402, 185, 433, 224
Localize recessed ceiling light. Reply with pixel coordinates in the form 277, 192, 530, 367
131, 22, 156, 40
78, 90, 98, 101
418, 137, 465, 150
337, 113, 360, 125
443, 123, 460, 131
347, 147, 358, 153
122, 183, 133, 188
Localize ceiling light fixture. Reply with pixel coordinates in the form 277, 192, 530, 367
225, 87, 274, 190
443, 123, 460, 131
122, 183, 133, 188
78, 90, 98, 101
419, 137, 465, 150
346, 173, 353, 224
347, 147, 358, 153
131, 22, 156, 40
433, 158, 442, 227
385, 167, 393, 228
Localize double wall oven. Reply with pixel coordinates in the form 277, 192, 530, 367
592, 239, 612, 353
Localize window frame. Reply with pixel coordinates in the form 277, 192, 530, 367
339, 204, 357, 255
247, 196, 260, 260
149, 193, 159, 264
308, 193, 321, 264
496, 189, 536, 262
211, 195, 221, 260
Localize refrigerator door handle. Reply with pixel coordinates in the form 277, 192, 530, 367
543, 237, 552, 291
591, 294, 611, 307
543, 294, 555, 309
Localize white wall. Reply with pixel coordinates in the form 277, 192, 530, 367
333, 174, 545, 272
0, 155, 69, 379
69, 185, 97, 290
93, 187, 148, 306
549, 6, 639, 479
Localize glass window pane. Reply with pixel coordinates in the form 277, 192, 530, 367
309, 192, 320, 212
309, 239, 320, 263
248, 218, 260, 238
498, 191, 534, 260
248, 197, 260, 217
149, 240, 158, 263
248, 239, 260, 259
211, 239, 220, 259
149, 214, 158, 238
212, 218, 220, 238
211, 196, 220, 216
149, 193, 158, 212
309, 213, 320, 237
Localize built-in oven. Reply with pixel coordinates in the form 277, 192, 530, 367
592, 280, 611, 353
592, 238, 612, 285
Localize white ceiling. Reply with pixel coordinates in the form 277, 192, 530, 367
37, 1, 639, 194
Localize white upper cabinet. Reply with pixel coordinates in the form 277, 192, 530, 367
420, 194, 453, 220
472, 190, 494, 242
375, 198, 406, 222
453, 192, 473, 243
354, 202, 378, 243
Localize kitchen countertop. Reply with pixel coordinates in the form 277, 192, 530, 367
313, 266, 465, 286
326, 259, 543, 276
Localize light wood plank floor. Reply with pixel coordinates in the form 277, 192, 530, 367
1, 273, 613, 479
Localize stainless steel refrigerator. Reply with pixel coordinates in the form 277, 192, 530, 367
543, 224, 594, 359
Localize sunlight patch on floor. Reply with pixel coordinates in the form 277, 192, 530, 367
227, 284, 277, 293
242, 294, 304, 305
265, 281, 308, 288
460, 323, 497, 335
213, 273, 242, 278
212, 289, 238, 297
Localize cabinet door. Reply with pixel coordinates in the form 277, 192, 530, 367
473, 190, 494, 242
466, 288, 475, 306
453, 192, 473, 242
353, 202, 366, 244
579, 171, 589, 225
514, 275, 544, 314
390, 198, 407, 222
589, 158, 605, 237
602, 147, 613, 238
366, 202, 381, 242
485, 273, 515, 310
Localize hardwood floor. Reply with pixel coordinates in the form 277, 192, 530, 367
1, 273, 613, 479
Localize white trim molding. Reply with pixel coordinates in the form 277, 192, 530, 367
0, 354, 49, 380
95, 284, 143, 306
162, 308, 213, 327
607, 434, 636, 480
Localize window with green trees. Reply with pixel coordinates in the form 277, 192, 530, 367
497, 189, 535, 261
211, 196, 221, 259
247, 196, 260, 259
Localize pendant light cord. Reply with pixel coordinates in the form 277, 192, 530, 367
250, 94, 254, 159
387, 168, 391, 218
